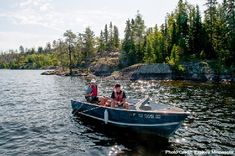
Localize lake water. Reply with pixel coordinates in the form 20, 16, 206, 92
0, 70, 234, 155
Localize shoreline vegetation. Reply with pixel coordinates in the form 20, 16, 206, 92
0, 0, 234, 82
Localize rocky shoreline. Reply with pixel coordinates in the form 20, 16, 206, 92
41, 61, 235, 83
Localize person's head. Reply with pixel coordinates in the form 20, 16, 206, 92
90, 79, 96, 84
114, 84, 121, 92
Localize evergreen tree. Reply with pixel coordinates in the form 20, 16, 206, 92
167, 44, 181, 65
108, 22, 113, 51
143, 29, 155, 63
19, 45, 24, 54
175, 0, 189, 54
83, 27, 96, 65
153, 25, 164, 63
113, 25, 120, 50
98, 30, 105, 52
224, 0, 235, 65
194, 5, 205, 55
133, 11, 146, 62
121, 19, 135, 66
37, 46, 43, 53
104, 24, 109, 51
204, 0, 218, 58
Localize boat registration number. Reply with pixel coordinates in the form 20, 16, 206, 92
130, 113, 161, 119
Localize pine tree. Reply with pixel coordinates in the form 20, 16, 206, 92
175, 0, 189, 55
167, 44, 181, 65
194, 5, 205, 55
113, 25, 120, 50
98, 30, 105, 52
143, 29, 156, 63
83, 27, 95, 65
153, 25, 164, 63
121, 19, 135, 66
104, 24, 109, 51
108, 22, 113, 51
19, 45, 24, 54
204, 0, 218, 58
224, 0, 235, 65
133, 11, 146, 62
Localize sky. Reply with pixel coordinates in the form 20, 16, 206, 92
0, 0, 222, 52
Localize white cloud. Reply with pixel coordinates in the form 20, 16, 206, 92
0, 0, 125, 51
2, 0, 220, 51
1, 0, 124, 33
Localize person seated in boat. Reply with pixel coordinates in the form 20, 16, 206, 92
85, 79, 109, 105
110, 84, 129, 109
85, 79, 99, 103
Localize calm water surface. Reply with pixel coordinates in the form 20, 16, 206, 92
0, 70, 234, 155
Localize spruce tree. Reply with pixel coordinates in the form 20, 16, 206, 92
204, 0, 218, 58
113, 25, 120, 50
104, 24, 109, 51
98, 30, 105, 52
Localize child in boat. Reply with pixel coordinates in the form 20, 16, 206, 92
110, 84, 129, 109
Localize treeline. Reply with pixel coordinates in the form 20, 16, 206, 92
0, 0, 234, 71
121, 0, 235, 70
0, 25, 120, 70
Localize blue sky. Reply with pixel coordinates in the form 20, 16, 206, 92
0, 0, 221, 52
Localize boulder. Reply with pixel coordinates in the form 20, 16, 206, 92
131, 64, 173, 80
93, 64, 113, 76
182, 61, 214, 81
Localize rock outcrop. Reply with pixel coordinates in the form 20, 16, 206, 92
41, 55, 234, 83
176, 61, 234, 82
107, 64, 173, 80
90, 51, 120, 76
131, 64, 173, 80
92, 64, 113, 76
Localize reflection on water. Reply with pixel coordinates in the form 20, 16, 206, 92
0, 70, 234, 155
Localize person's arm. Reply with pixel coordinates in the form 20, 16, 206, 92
120, 92, 127, 104
85, 85, 93, 96
111, 91, 115, 99
123, 91, 126, 99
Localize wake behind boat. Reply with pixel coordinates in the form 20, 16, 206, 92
71, 97, 190, 138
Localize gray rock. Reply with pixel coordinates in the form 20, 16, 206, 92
131, 64, 173, 80
93, 64, 113, 76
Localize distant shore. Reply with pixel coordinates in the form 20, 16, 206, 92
40, 61, 235, 83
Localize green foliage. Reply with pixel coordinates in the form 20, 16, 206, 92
1, 0, 234, 71
98, 31, 105, 52
0, 53, 58, 69
166, 44, 181, 65
121, 11, 146, 66
82, 27, 96, 65
143, 31, 156, 64
98, 22, 120, 52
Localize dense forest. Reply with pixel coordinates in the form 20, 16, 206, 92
0, 0, 234, 73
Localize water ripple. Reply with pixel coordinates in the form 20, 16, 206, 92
0, 70, 234, 155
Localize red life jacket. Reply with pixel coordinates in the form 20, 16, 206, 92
90, 84, 98, 96
114, 90, 124, 102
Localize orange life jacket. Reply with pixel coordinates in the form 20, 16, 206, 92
114, 90, 124, 102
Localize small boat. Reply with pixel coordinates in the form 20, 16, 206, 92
71, 97, 190, 138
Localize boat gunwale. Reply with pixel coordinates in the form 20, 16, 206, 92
71, 100, 190, 115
